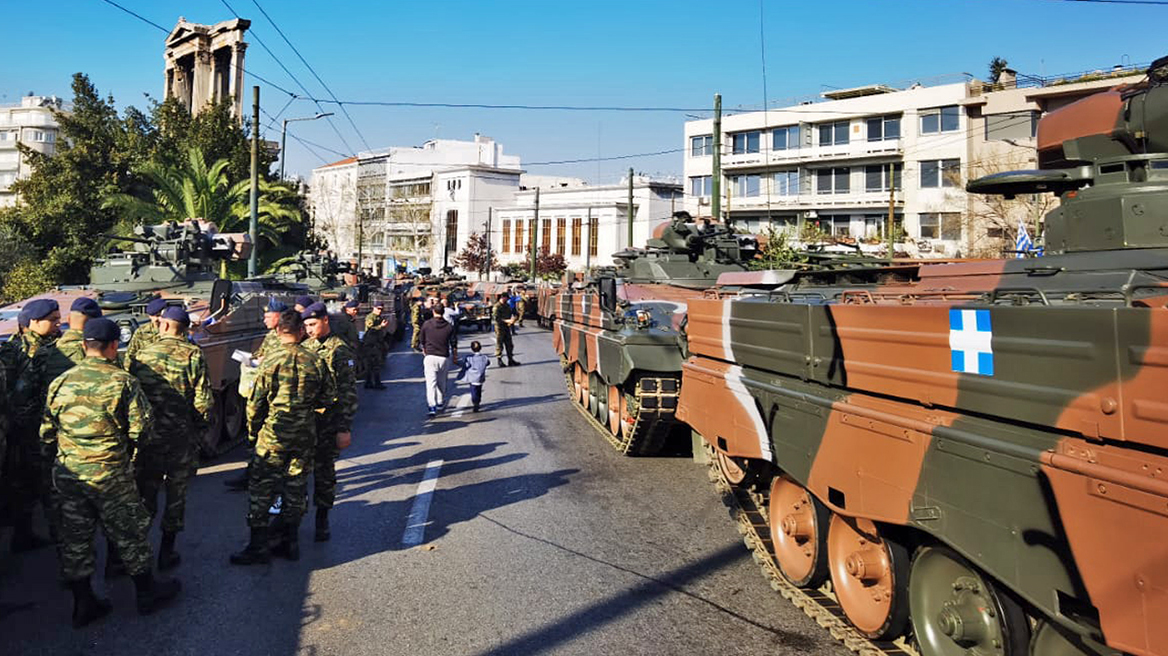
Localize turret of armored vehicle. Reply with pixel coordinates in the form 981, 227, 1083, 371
553, 211, 756, 454
89, 220, 306, 456
678, 58, 1168, 656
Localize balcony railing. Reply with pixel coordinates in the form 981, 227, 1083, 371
727, 192, 905, 210
722, 139, 903, 169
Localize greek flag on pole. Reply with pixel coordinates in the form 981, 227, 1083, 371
1015, 219, 1034, 258
949, 309, 994, 376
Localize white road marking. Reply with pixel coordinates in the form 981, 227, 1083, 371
402, 460, 444, 547
449, 393, 473, 417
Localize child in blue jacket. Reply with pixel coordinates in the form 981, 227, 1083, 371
457, 340, 491, 412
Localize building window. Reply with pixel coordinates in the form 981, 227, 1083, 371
589, 216, 599, 257
689, 175, 712, 197
501, 219, 511, 253
731, 174, 760, 198
920, 105, 960, 134
919, 159, 961, 188
515, 219, 525, 253
731, 131, 760, 154
542, 218, 552, 251
985, 111, 1037, 141
866, 115, 901, 142
919, 212, 962, 240
556, 218, 566, 255
690, 134, 714, 157
772, 126, 800, 151
818, 121, 849, 146
816, 167, 850, 194
571, 218, 582, 256
445, 210, 458, 254
864, 163, 903, 192
773, 170, 799, 196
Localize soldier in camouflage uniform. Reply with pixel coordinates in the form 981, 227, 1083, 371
225, 299, 287, 492
7, 298, 61, 551
231, 310, 334, 565
54, 298, 104, 365
409, 297, 425, 351
493, 296, 519, 368
301, 303, 356, 542
123, 297, 168, 370
40, 318, 180, 627
332, 299, 361, 351
129, 306, 212, 571
0, 310, 28, 526
514, 290, 527, 329
362, 303, 388, 389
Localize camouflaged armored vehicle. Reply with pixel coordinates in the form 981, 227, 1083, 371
270, 251, 406, 340
553, 212, 756, 454
88, 220, 305, 456
679, 58, 1168, 656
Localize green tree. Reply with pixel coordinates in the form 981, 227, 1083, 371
988, 56, 1009, 85
749, 226, 809, 271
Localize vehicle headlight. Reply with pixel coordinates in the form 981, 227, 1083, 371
119, 323, 134, 346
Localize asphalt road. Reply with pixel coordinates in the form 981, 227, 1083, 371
1, 326, 847, 656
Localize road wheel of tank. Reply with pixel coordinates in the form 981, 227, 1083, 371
618, 388, 635, 438
768, 476, 830, 588
587, 372, 601, 416
574, 364, 588, 406
715, 451, 750, 485
595, 380, 609, 423
1029, 621, 1094, 656
827, 514, 910, 640
910, 546, 1029, 656
221, 388, 246, 443
200, 396, 224, 458
607, 384, 622, 434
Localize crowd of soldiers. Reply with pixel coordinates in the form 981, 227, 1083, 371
408, 288, 525, 369
0, 291, 361, 629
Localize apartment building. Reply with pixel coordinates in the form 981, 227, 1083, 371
492, 177, 684, 271
0, 95, 64, 208
685, 81, 972, 256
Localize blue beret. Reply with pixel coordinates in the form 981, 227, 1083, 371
300, 302, 329, 320
71, 297, 102, 318
23, 299, 58, 320
344, 299, 360, 309
294, 295, 315, 309
161, 306, 190, 325
17, 309, 30, 328
145, 298, 168, 316
83, 317, 120, 342
264, 299, 288, 313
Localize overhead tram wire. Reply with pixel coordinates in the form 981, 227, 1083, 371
219, 0, 357, 157
249, 0, 371, 151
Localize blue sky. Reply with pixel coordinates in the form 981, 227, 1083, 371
3, 0, 1165, 183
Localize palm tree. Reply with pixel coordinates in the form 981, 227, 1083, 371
104, 147, 305, 277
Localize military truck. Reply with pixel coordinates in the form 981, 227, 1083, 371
679, 59, 1168, 656
553, 212, 756, 454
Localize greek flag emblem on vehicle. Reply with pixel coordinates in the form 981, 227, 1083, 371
949, 308, 993, 376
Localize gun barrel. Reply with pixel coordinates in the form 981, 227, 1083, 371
102, 233, 154, 244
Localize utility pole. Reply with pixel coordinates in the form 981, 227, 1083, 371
887, 162, 896, 258
711, 93, 722, 222
627, 167, 634, 249
248, 85, 260, 278
485, 207, 493, 281
530, 188, 540, 281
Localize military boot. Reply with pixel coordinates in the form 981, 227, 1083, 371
10, 514, 51, 553
68, 577, 112, 628
132, 571, 181, 615
508, 357, 520, 367
314, 508, 330, 543
497, 357, 507, 368
229, 527, 271, 565
104, 545, 127, 579
157, 532, 181, 571
271, 522, 300, 561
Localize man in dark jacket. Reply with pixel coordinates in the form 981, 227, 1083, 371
418, 307, 454, 417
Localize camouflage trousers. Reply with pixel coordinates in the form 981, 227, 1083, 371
494, 324, 513, 359
134, 441, 198, 534
54, 469, 152, 581
361, 340, 383, 383
248, 449, 308, 528
312, 427, 339, 509
410, 323, 423, 350
3, 428, 54, 526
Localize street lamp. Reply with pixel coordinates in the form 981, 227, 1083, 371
280, 112, 334, 179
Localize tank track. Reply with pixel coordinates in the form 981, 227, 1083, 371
562, 364, 680, 456
705, 445, 918, 656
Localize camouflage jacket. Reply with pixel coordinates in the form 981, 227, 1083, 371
55, 328, 86, 365
365, 312, 388, 334
493, 302, 514, 326
253, 329, 281, 360
410, 304, 423, 326
130, 334, 213, 445
306, 334, 357, 435
331, 312, 360, 350
0, 332, 27, 398
40, 356, 153, 485
123, 322, 159, 369
12, 332, 57, 426
246, 341, 333, 455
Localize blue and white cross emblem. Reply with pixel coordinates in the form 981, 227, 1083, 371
949, 309, 993, 376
